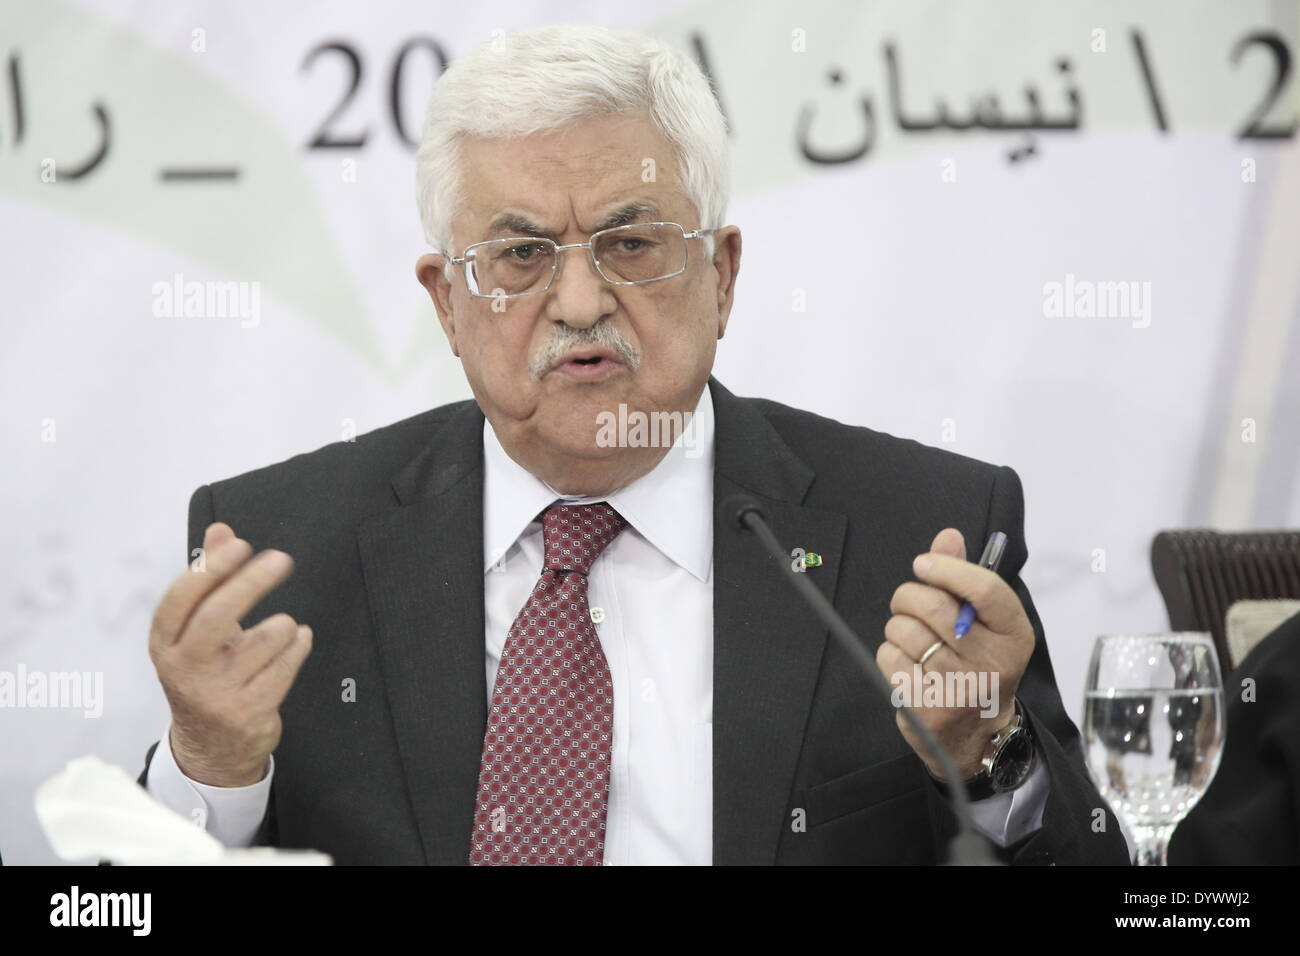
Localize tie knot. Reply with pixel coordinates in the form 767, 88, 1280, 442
542, 503, 627, 575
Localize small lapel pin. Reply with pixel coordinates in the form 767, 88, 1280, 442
791, 547, 823, 572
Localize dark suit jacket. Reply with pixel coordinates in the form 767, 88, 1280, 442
141, 378, 1128, 865
1169, 610, 1300, 865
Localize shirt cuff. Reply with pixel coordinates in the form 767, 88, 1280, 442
143, 723, 273, 849
967, 743, 1049, 847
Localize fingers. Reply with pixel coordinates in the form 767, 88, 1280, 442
928, 527, 966, 560
204, 522, 236, 555
876, 637, 918, 684
242, 623, 313, 701
883, 609, 959, 670
150, 521, 298, 665
183, 549, 295, 657
889, 580, 993, 658
910, 551, 1022, 636
890, 581, 961, 636
151, 531, 254, 652
226, 613, 301, 686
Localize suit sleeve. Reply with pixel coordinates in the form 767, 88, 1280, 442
984, 465, 1131, 865
137, 483, 280, 849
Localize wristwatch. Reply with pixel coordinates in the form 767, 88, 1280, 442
930, 698, 1036, 801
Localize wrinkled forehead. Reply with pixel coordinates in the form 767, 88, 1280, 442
451, 115, 695, 245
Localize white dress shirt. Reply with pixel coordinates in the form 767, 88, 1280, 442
147, 381, 1048, 861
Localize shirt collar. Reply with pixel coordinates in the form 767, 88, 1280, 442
482, 383, 715, 581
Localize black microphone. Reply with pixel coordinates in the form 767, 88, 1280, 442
718, 493, 999, 865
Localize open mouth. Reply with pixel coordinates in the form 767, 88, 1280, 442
550, 349, 625, 381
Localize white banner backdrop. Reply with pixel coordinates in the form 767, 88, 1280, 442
2, 0, 1298, 864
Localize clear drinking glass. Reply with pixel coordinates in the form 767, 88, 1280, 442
1083, 633, 1225, 865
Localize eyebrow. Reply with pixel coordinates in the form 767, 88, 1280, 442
596, 201, 659, 230
486, 201, 660, 238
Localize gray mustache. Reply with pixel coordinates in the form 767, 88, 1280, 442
529, 321, 641, 380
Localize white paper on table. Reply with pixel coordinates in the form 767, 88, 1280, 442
34, 755, 331, 865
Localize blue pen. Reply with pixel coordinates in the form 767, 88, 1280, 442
953, 531, 1008, 639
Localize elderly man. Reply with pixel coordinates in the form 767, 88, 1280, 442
140, 25, 1128, 865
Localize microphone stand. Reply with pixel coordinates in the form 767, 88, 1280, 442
721, 495, 1000, 865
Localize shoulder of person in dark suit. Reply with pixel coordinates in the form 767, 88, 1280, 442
1169, 610, 1300, 865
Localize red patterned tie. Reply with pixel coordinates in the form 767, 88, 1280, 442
470, 502, 628, 865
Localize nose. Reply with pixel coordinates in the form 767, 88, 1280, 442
543, 242, 617, 330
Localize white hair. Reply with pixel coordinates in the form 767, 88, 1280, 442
414, 25, 729, 266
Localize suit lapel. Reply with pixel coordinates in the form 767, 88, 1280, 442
357, 400, 487, 865
709, 380, 847, 864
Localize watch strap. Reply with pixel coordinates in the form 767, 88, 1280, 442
925, 699, 1034, 800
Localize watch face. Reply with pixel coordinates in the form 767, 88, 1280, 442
991, 731, 1034, 791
